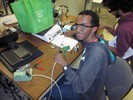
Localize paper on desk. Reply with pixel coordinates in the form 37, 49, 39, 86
108, 36, 133, 59
51, 35, 78, 51
0, 14, 18, 25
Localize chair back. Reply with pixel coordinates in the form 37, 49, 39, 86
105, 58, 133, 100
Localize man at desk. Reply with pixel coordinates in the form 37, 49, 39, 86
48, 10, 115, 100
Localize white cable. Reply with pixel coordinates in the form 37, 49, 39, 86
32, 74, 62, 100
48, 62, 57, 100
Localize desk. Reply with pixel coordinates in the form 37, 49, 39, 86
0, 31, 83, 99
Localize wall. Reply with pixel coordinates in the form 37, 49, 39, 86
56, 0, 85, 16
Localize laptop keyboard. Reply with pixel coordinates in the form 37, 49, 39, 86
1, 50, 21, 66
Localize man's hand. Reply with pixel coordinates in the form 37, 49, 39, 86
64, 30, 76, 37
109, 45, 117, 55
55, 53, 67, 66
98, 24, 107, 29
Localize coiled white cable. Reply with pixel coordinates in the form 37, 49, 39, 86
48, 62, 57, 100
32, 74, 62, 100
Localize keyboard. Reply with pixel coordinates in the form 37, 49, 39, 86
1, 50, 21, 66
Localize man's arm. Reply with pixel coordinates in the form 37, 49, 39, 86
98, 25, 116, 36
109, 46, 117, 55
63, 30, 76, 37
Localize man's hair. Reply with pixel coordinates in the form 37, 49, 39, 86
78, 10, 99, 27
102, 0, 133, 13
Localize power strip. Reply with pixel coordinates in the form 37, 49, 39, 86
13, 68, 32, 82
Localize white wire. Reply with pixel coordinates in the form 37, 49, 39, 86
48, 62, 57, 100
32, 74, 62, 100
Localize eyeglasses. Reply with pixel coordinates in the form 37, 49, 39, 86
71, 24, 93, 30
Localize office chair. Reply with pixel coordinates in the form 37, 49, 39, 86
105, 58, 133, 100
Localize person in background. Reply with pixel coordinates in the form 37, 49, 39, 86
48, 10, 115, 100
101, 0, 133, 59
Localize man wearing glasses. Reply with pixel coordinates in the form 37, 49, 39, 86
48, 10, 115, 100
101, 0, 133, 66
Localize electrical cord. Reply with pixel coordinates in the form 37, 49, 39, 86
48, 62, 57, 100
32, 74, 62, 100
59, 5, 69, 18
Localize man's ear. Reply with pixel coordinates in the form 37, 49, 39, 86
92, 27, 98, 33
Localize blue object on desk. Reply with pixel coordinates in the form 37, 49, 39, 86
14, 68, 32, 82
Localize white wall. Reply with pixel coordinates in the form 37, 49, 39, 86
86, 0, 103, 10
86, 0, 93, 10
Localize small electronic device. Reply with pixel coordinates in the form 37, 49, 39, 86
0, 27, 44, 72
13, 68, 32, 82
33, 24, 62, 42
1, 45, 31, 66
